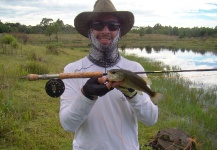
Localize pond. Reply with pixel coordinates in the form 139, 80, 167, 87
119, 48, 217, 88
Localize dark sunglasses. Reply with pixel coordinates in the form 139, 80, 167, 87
90, 21, 120, 31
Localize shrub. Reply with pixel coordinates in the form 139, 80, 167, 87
21, 62, 49, 74
46, 42, 63, 55
46, 44, 59, 55
11, 33, 29, 44
27, 51, 45, 62
11, 39, 19, 49
1, 34, 19, 54
1, 34, 15, 44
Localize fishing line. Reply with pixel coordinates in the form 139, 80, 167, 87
92, 99, 138, 150
148, 73, 217, 79
159, 108, 217, 137
136, 68, 217, 74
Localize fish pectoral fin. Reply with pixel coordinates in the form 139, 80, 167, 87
151, 93, 165, 105
139, 76, 152, 85
136, 91, 143, 95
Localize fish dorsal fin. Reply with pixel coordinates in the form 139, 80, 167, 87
139, 76, 152, 85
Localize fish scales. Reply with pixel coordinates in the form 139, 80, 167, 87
118, 69, 155, 97
108, 69, 164, 104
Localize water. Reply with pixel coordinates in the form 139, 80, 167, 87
120, 48, 217, 88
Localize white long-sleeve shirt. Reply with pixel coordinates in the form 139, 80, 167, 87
59, 56, 158, 150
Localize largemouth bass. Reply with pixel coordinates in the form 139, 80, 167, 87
107, 69, 164, 104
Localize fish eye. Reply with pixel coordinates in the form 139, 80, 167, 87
111, 71, 116, 74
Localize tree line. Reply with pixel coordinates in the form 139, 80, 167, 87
0, 18, 217, 38
0, 18, 77, 34
132, 23, 217, 38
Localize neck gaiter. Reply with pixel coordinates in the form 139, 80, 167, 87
87, 30, 120, 68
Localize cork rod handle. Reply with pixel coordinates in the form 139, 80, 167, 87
24, 72, 104, 81
59, 72, 104, 79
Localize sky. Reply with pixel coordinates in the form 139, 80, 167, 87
0, 0, 216, 28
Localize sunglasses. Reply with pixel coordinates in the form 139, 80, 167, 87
90, 21, 120, 31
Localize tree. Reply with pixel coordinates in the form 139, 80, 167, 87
172, 27, 179, 36
145, 26, 153, 34
40, 18, 53, 27
62, 24, 76, 34
52, 22, 61, 42
153, 23, 162, 30
138, 27, 145, 37
56, 19, 64, 30
40, 18, 53, 32
0, 22, 12, 33
214, 26, 217, 37
54, 19, 64, 41
45, 25, 54, 41
44, 19, 62, 42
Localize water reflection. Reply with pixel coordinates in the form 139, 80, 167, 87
120, 48, 217, 88
122, 46, 217, 56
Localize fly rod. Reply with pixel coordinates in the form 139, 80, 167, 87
135, 68, 217, 74
21, 68, 217, 81
21, 72, 107, 81
20, 68, 217, 98
20, 72, 106, 98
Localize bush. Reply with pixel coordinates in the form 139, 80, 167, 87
46, 42, 63, 55
21, 62, 49, 74
27, 51, 45, 62
11, 39, 19, 49
1, 34, 19, 54
1, 34, 15, 44
46, 44, 59, 55
11, 33, 29, 44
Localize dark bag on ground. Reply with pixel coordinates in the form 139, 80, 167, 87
147, 128, 197, 150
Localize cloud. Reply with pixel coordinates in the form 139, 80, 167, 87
0, 0, 216, 27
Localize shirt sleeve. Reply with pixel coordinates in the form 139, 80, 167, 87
127, 93, 158, 126
59, 93, 96, 132
123, 60, 158, 126
59, 62, 96, 132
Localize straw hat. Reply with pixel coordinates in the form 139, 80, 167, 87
74, 0, 134, 38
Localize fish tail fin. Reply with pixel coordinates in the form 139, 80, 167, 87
151, 93, 165, 105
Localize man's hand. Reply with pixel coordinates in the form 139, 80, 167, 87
116, 87, 137, 99
106, 78, 137, 99
82, 77, 113, 100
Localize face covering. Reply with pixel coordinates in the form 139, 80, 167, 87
87, 30, 121, 68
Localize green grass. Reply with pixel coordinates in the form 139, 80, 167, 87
0, 36, 217, 149
123, 55, 217, 150
14, 33, 217, 51
0, 45, 86, 150
119, 34, 217, 51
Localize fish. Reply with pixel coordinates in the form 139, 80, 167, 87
107, 69, 164, 104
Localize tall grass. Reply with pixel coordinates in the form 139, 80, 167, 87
123, 54, 217, 150
24, 33, 217, 51
119, 34, 217, 51
0, 42, 216, 149
0, 44, 86, 150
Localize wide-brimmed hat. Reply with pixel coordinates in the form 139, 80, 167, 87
74, 0, 134, 38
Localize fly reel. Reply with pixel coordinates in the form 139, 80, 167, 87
45, 78, 65, 98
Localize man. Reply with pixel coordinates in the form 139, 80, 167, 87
59, 0, 158, 149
